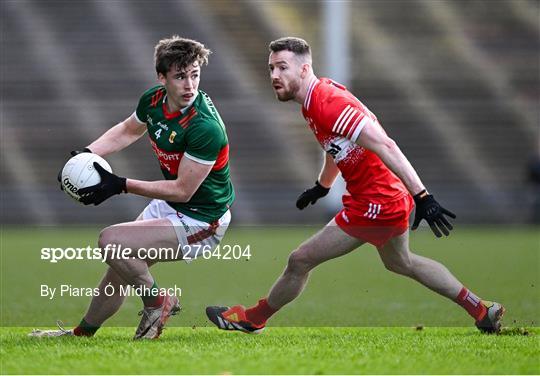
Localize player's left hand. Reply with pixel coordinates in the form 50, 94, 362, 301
411, 190, 456, 237
78, 162, 127, 206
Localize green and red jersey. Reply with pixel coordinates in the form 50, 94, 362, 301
134, 85, 234, 222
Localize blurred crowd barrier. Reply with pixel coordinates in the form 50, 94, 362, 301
1, 0, 538, 225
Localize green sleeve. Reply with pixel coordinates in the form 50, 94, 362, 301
184, 120, 226, 164
135, 85, 163, 124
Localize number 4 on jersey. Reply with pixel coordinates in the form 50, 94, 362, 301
154, 128, 162, 139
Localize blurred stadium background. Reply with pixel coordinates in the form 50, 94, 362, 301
1, 0, 539, 226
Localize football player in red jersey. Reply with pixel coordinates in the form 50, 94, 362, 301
206, 37, 504, 334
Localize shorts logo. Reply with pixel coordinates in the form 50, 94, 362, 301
341, 211, 350, 223
364, 203, 381, 219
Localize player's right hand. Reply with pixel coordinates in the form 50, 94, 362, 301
57, 147, 92, 190
411, 190, 456, 237
296, 181, 330, 210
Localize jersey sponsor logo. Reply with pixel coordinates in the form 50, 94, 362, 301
327, 142, 342, 157
149, 139, 182, 175
146, 115, 169, 131
157, 121, 169, 130
323, 136, 362, 164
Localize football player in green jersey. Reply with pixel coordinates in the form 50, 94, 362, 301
30, 36, 234, 340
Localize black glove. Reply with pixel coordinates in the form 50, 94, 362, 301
296, 181, 330, 210
411, 190, 456, 237
78, 162, 127, 206
57, 147, 92, 190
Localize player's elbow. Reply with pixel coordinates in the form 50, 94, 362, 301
171, 192, 191, 203
182, 193, 195, 203
371, 136, 398, 156
381, 136, 398, 151
171, 187, 195, 203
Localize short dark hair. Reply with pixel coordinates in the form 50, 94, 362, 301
269, 37, 311, 57
154, 36, 211, 75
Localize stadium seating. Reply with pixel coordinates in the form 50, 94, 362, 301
1, 0, 538, 224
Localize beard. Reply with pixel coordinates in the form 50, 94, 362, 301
275, 79, 300, 102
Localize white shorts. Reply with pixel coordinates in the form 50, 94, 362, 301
141, 199, 231, 261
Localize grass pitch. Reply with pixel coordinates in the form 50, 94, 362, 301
1, 327, 538, 374
1, 226, 539, 373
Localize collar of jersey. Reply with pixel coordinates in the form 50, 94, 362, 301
303, 77, 320, 112
162, 92, 198, 120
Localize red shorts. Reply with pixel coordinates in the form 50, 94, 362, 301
334, 194, 414, 247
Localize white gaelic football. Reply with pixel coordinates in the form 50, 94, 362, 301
61, 153, 112, 202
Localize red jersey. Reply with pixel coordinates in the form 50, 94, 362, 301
302, 77, 408, 201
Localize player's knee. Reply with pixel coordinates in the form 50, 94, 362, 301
98, 226, 121, 257
287, 247, 315, 274
383, 258, 414, 276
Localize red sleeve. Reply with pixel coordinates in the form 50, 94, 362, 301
320, 96, 375, 143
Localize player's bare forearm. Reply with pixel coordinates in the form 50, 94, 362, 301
376, 141, 425, 195
356, 121, 425, 195
125, 157, 213, 203
126, 179, 193, 203
87, 114, 147, 157
318, 153, 340, 188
